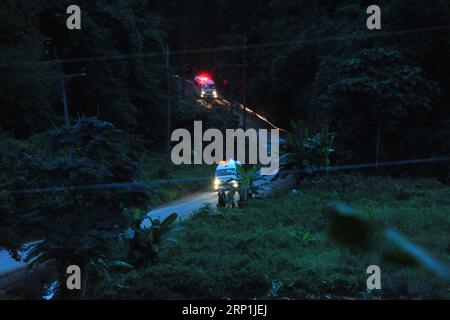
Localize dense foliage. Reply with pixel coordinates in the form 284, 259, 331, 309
2, 1, 449, 171
1, 0, 449, 300
1, 118, 150, 298
91, 175, 450, 299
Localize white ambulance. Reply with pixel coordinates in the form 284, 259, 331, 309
194, 74, 218, 99
213, 159, 240, 191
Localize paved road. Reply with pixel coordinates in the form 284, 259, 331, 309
142, 169, 276, 227
0, 250, 26, 275
0, 179, 274, 275
0, 80, 280, 277
0, 241, 41, 276
178, 76, 285, 132
142, 189, 218, 227
0, 190, 219, 275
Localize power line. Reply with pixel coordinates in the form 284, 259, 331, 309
1, 25, 449, 69
293, 156, 450, 174
7, 156, 450, 195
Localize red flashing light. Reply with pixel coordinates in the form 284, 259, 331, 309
195, 73, 212, 84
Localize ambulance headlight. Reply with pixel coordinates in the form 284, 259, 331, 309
231, 180, 239, 188
214, 178, 220, 189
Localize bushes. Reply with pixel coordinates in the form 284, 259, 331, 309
2, 118, 150, 299
92, 175, 450, 299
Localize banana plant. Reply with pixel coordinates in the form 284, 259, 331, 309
126, 208, 178, 268
282, 121, 335, 179
223, 164, 260, 208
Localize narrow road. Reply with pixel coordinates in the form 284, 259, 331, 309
1, 176, 275, 275
0, 250, 26, 275
142, 170, 276, 227
0, 191, 218, 275
0, 79, 280, 278
142, 189, 217, 227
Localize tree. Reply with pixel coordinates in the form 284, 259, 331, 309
313, 47, 439, 164
5, 118, 149, 299
282, 122, 335, 182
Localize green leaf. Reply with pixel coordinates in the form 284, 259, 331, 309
133, 208, 142, 222
159, 213, 178, 232
302, 232, 310, 242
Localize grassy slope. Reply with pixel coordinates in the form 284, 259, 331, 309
96, 175, 450, 299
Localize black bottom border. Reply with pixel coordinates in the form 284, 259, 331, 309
1, 299, 447, 319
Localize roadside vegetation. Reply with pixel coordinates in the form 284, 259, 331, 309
140, 151, 214, 206
90, 174, 450, 300
1, 0, 450, 301
0, 118, 211, 299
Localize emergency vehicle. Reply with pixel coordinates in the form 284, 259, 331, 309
214, 159, 240, 191
214, 159, 241, 207
194, 74, 218, 99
